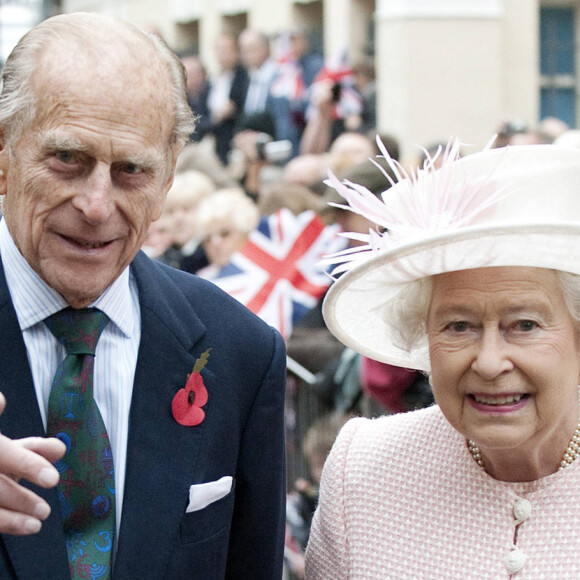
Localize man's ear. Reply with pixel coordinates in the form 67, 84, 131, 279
0, 130, 8, 197
151, 196, 166, 222
152, 143, 180, 221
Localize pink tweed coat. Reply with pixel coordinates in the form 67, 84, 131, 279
305, 405, 580, 579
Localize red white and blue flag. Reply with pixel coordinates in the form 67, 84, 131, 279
309, 45, 362, 120
211, 208, 343, 339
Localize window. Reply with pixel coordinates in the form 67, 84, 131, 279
540, 7, 576, 127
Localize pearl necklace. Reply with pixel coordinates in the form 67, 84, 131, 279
467, 422, 580, 473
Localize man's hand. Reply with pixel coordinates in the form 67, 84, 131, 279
0, 392, 65, 535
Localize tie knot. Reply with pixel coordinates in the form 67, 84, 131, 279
45, 307, 109, 355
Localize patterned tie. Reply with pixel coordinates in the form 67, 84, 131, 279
45, 308, 115, 580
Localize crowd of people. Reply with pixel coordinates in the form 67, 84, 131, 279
135, 23, 580, 579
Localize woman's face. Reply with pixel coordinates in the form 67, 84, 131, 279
202, 219, 248, 267
165, 203, 198, 247
427, 267, 580, 468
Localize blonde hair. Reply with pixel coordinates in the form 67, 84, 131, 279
194, 188, 260, 238
165, 170, 216, 211
258, 181, 323, 216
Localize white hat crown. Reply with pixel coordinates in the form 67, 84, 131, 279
323, 140, 580, 371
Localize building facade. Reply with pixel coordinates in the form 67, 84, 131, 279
0, 0, 60, 64
56, 0, 576, 161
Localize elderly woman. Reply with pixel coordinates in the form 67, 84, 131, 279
194, 187, 260, 279
156, 169, 215, 272
305, 140, 580, 578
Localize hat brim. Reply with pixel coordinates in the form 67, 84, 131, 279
322, 222, 580, 372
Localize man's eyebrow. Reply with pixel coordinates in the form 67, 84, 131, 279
38, 131, 165, 171
117, 153, 165, 173
39, 132, 89, 152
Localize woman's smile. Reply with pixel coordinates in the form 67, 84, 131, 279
468, 392, 530, 413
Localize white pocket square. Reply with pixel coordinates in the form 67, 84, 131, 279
186, 476, 233, 513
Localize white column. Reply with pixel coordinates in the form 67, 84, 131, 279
375, 0, 507, 162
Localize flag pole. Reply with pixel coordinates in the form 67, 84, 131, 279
286, 355, 317, 385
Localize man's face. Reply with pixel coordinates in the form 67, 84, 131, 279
290, 34, 307, 59
0, 45, 177, 308
239, 33, 268, 71
182, 56, 205, 96
215, 35, 238, 71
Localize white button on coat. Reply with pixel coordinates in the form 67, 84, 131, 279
505, 546, 527, 574
513, 498, 532, 522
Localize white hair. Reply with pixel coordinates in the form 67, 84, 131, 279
381, 277, 433, 357
381, 269, 580, 369
165, 171, 216, 211
557, 271, 580, 324
194, 189, 260, 238
0, 13, 195, 147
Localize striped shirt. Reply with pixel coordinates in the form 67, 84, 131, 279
244, 58, 278, 114
0, 218, 140, 539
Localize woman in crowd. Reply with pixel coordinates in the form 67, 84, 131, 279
194, 187, 260, 279
305, 139, 580, 578
156, 169, 215, 272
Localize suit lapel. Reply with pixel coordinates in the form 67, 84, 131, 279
114, 255, 210, 578
0, 260, 70, 579
0, 254, 211, 579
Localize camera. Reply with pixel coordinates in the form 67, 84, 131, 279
255, 133, 293, 163
331, 82, 342, 103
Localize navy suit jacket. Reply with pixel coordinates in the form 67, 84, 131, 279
0, 252, 287, 579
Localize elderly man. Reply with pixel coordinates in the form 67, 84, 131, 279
239, 29, 278, 118
0, 12, 286, 580
238, 28, 301, 157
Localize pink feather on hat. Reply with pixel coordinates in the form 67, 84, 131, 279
323, 135, 507, 275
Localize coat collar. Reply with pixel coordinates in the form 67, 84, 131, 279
0, 252, 211, 578
114, 253, 212, 578
0, 257, 70, 579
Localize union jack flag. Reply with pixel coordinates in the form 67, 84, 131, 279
211, 208, 344, 339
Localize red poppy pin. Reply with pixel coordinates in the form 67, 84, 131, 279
172, 348, 211, 426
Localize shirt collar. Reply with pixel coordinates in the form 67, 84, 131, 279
0, 218, 134, 337
253, 58, 276, 80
